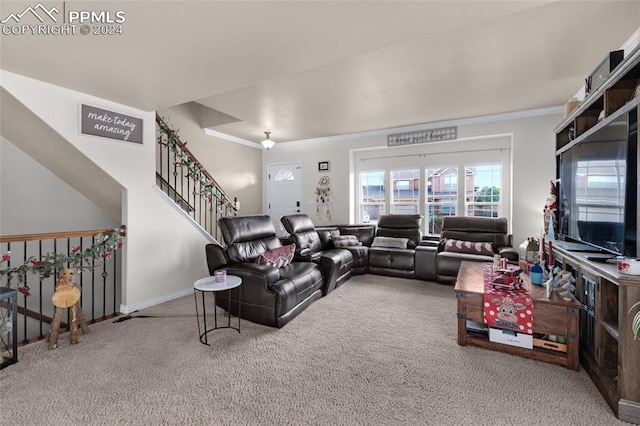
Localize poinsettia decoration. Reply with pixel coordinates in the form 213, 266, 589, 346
0, 226, 126, 297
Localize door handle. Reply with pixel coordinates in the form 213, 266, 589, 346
296, 201, 300, 207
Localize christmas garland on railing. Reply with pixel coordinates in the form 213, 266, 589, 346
156, 117, 237, 210
0, 226, 127, 296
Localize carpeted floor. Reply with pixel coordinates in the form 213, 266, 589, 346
0, 274, 623, 425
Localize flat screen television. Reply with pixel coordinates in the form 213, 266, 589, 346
558, 114, 637, 257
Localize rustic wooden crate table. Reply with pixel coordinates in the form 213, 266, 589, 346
455, 261, 580, 370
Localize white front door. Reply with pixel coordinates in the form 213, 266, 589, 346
268, 162, 303, 236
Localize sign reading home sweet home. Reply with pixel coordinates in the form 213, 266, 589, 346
81, 104, 143, 144
387, 126, 457, 147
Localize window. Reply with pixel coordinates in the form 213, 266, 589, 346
576, 159, 625, 223
354, 138, 510, 235
274, 169, 295, 181
360, 171, 385, 223
426, 167, 458, 234
466, 163, 501, 218
443, 172, 457, 190
391, 169, 419, 214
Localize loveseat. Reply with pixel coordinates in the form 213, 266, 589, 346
205, 215, 325, 328
422, 216, 519, 284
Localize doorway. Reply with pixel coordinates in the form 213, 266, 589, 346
267, 162, 303, 236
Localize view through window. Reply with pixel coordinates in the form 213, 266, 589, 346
359, 162, 503, 234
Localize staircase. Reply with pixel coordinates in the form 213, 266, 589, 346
155, 115, 238, 242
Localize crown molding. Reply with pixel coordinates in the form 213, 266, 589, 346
203, 105, 564, 148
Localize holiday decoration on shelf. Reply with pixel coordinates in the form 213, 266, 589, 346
542, 264, 577, 301
543, 180, 558, 238
156, 117, 237, 212
0, 226, 127, 297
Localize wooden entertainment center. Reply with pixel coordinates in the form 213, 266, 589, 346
550, 244, 640, 424
554, 44, 640, 423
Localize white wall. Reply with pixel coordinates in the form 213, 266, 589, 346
0, 137, 118, 234
263, 108, 563, 247
1, 71, 215, 312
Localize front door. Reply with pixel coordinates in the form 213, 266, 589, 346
267, 162, 303, 236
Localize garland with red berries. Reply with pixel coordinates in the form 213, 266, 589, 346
156, 117, 236, 209
0, 226, 126, 297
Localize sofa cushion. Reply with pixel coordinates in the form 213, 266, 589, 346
371, 236, 409, 249
256, 244, 296, 268
333, 235, 362, 247
443, 239, 494, 256
317, 228, 340, 250
441, 217, 510, 247
368, 247, 415, 271
337, 225, 376, 247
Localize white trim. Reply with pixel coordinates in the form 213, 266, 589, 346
120, 287, 193, 314
203, 128, 262, 149
203, 105, 563, 148
152, 185, 219, 244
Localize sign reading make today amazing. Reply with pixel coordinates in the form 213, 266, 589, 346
81, 104, 143, 144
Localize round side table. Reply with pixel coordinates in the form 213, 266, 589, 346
193, 275, 242, 345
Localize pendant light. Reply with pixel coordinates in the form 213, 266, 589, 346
261, 131, 275, 150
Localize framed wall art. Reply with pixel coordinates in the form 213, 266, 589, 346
318, 161, 329, 171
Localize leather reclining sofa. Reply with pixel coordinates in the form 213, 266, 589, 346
423, 216, 519, 284
205, 214, 516, 328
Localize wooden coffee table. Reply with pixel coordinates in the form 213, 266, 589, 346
455, 261, 581, 370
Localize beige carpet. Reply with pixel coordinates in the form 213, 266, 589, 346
0, 274, 623, 425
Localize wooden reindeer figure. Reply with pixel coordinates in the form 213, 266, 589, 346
48, 268, 90, 349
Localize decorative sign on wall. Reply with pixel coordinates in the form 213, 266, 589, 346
387, 126, 457, 147
81, 104, 143, 144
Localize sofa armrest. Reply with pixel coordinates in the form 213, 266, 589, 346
222, 262, 282, 286
294, 248, 321, 262
415, 245, 437, 281
498, 247, 519, 262
205, 243, 228, 275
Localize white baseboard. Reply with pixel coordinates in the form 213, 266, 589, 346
119, 287, 193, 314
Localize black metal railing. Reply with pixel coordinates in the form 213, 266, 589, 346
156, 115, 238, 242
0, 229, 122, 345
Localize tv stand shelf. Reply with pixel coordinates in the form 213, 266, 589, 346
551, 243, 640, 424
554, 44, 640, 423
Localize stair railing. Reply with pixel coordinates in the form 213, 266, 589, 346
156, 115, 237, 242
0, 228, 123, 345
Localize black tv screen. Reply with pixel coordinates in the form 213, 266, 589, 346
558, 130, 627, 255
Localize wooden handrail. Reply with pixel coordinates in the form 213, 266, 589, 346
0, 228, 112, 244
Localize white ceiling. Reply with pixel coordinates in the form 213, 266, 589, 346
1, 1, 639, 145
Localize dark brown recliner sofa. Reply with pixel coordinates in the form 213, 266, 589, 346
423, 216, 519, 284
318, 214, 434, 280
205, 215, 324, 328
280, 214, 353, 296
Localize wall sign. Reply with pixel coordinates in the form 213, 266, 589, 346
387, 126, 457, 147
81, 104, 143, 144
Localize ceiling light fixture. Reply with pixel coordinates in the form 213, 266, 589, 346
261, 131, 275, 150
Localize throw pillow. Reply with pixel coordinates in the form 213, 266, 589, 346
371, 236, 410, 249
443, 239, 494, 256
255, 244, 296, 268
333, 235, 362, 248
